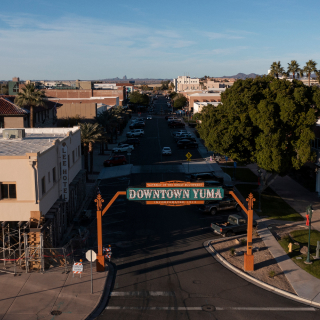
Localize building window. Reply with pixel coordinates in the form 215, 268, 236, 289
0, 183, 16, 199
41, 177, 46, 195
48, 172, 51, 183
72, 150, 75, 163
12, 83, 19, 93
53, 167, 56, 183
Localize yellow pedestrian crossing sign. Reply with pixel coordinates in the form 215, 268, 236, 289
186, 152, 192, 161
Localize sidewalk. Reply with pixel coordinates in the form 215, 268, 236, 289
0, 262, 110, 320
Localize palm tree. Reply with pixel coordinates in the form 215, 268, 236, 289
269, 61, 285, 79
303, 59, 317, 86
80, 123, 103, 177
287, 60, 300, 79
14, 83, 46, 128
315, 70, 320, 84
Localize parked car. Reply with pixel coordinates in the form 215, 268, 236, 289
126, 129, 144, 137
172, 130, 188, 137
103, 155, 127, 167
169, 122, 185, 129
185, 172, 223, 183
112, 144, 134, 153
174, 134, 193, 141
198, 196, 241, 215
211, 214, 257, 237
121, 138, 140, 146
204, 180, 234, 191
162, 147, 172, 155
177, 140, 198, 149
176, 137, 196, 144
130, 123, 145, 129
147, 115, 152, 120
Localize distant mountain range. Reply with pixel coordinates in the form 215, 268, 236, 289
221, 73, 263, 79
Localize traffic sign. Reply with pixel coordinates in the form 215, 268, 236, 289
86, 250, 97, 262
127, 153, 131, 156
73, 262, 83, 277
186, 152, 192, 159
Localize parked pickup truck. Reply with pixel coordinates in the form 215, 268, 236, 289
211, 214, 257, 237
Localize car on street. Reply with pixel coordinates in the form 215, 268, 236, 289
162, 147, 172, 155
121, 138, 140, 146
211, 214, 257, 236
126, 129, 144, 137
147, 115, 152, 120
130, 122, 145, 129
172, 130, 187, 136
174, 133, 193, 141
103, 155, 127, 167
177, 140, 198, 149
112, 144, 134, 153
186, 172, 223, 183
198, 196, 241, 215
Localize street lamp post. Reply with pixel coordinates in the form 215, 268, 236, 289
305, 205, 313, 264
256, 169, 262, 212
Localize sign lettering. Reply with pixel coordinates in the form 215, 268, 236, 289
127, 187, 223, 201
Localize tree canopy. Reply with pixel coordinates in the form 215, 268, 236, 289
173, 95, 187, 109
129, 91, 149, 105
198, 76, 320, 175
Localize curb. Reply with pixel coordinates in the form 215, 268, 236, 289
85, 262, 115, 320
204, 239, 320, 309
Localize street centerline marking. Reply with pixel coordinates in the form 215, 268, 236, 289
105, 306, 316, 311
110, 291, 175, 297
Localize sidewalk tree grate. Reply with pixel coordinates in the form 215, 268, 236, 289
51, 310, 62, 316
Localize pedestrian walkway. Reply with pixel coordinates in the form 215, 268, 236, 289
0, 261, 109, 320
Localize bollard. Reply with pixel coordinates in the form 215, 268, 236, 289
288, 243, 293, 253
316, 241, 320, 259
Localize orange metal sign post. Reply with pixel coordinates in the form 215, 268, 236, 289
228, 191, 255, 271
95, 186, 256, 272
95, 191, 126, 272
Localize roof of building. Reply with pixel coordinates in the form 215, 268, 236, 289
0, 96, 58, 113
116, 83, 133, 86
0, 97, 29, 115
0, 127, 79, 156
189, 92, 222, 97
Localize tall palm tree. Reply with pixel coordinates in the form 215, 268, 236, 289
315, 70, 320, 85
269, 61, 285, 79
303, 59, 317, 86
80, 123, 103, 177
287, 60, 300, 79
14, 83, 46, 128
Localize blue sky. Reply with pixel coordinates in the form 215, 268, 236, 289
1, 0, 320, 80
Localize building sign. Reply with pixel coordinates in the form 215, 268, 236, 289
61, 142, 69, 202
127, 187, 223, 201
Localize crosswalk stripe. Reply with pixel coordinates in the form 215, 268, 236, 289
105, 306, 316, 311
110, 291, 175, 297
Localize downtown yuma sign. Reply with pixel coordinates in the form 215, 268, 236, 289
126, 181, 224, 206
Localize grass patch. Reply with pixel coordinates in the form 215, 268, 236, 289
236, 184, 303, 221
222, 167, 258, 183
279, 230, 320, 279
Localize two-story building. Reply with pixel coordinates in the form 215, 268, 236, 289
0, 127, 86, 255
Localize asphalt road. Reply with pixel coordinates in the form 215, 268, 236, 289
93, 95, 319, 319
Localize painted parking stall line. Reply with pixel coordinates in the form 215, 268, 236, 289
110, 291, 175, 297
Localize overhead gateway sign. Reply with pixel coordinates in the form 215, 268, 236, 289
126, 181, 224, 206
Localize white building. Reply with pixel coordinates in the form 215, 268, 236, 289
193, 101, 221, 114
173, 76, 200, 92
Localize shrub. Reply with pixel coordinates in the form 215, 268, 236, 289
230, 248, 235, 255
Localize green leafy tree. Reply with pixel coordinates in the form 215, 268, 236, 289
269, 61, 285, 79
198, 76, 320, 189
160, 80, 170, 90
303, 59, 318, 86
173, 95, 187, 109
14, 83, 46, 127
287, 60, 300, 79
129, 91, 149, 106
80, 122, 103, 177
0, 84, 8, 95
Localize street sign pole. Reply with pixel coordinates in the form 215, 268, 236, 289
90, 250, 93, 294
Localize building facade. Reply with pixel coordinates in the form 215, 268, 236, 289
0, 127, 86, 249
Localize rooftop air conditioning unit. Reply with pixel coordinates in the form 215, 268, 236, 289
3, 129, 26, 140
